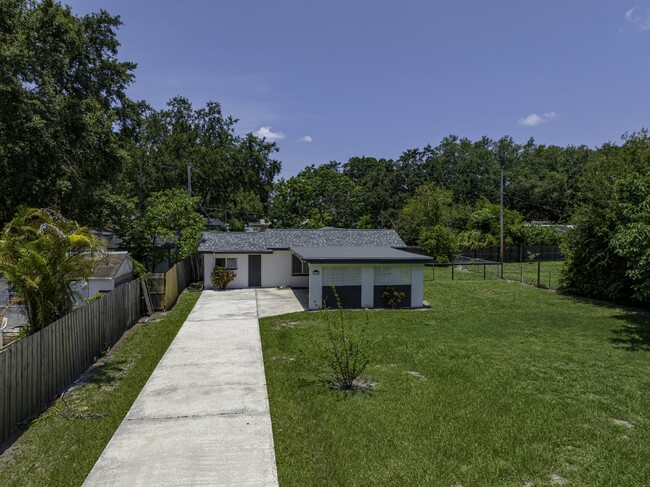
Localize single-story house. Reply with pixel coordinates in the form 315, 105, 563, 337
198, 229, 432, 309
72, 251, 135, 302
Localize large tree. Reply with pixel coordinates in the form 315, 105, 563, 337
269, 162, 362, 228
0, 0, 136, 227
126, 97, 281, 224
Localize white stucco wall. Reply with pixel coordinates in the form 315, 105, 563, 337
411, 265, 425, 308
202, 254, 426, 308
308, 263, 426, 309
203, 251, 309, 290
203, 253, 249, 289
261, 251, 309, 288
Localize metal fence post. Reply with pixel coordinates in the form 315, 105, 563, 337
483, 264, 486, 280
451, 265, 455, 281
520, 266, 523, 283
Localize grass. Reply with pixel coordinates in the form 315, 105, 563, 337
260, 280, 650, 486
0, 289, 200, 487
429, 260, 565, 289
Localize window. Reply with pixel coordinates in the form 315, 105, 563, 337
215, 257, 237, 269
374, 266, 411, 285
292, 255, 309, 275
323, 267, 361, 286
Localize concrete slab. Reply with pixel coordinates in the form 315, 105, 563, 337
255, 288, 306, 318
83, 415, 277, 487
83, 290, 280, 487
127, 384, 270, 419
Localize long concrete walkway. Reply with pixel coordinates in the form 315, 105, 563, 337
83, 288, 304, 487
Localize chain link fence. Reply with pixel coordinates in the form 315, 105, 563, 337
424, 255, 563, 290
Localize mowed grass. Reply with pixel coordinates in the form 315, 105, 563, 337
260, 281, 650, 486
0, 289, 201, 487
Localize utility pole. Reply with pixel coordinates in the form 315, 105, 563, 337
187, 164, 193, 197
499, 167, 505, 268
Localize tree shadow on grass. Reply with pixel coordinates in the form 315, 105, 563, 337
558, 293, 650, 352
610, 313, 650, 352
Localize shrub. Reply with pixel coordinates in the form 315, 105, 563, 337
381, 286, 406, 309
210, 266, 236, 289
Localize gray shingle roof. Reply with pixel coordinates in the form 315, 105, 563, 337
198, 229, 406, 253
91, 252, 130, 278
291, 246, 432, 264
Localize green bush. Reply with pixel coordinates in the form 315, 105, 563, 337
210, 266, 236, 289
381, 286, 406, 308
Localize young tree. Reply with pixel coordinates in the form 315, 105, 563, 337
0, 208, 104, 333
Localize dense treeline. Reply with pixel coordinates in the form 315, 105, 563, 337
269, 136, 592, 232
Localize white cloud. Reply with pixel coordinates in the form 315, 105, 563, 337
300, 135, 313, 143
518, 111, 557, 127
253, 126, 285, 141
625, 7, 650, 31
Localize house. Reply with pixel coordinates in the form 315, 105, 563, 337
72, 251, 136, 301
198, 229, 432, 309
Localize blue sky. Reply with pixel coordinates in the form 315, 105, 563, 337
66, 1, 650, 176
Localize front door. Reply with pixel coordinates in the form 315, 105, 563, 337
248, 255, 262, 287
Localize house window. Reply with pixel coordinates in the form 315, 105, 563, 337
374, 266, 411, 285
292, 255, 309, 275
215, 257, 237, 269
323, 267, 361, 286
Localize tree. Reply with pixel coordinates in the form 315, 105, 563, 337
122, 189, 205, 271
0, 208, 104, 333
562, 130, 650, 303
418, 225, 459, 263
269, 162, 362, 228
395, 184, 455, 245
126, 97, 281, 224
0, 0, 137, 228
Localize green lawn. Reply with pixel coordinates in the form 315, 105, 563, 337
260, 281, 650, 486
0, 289, 201, 487
429, 261, 565, 289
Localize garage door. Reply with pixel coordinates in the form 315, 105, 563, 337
321, 267, 362, 308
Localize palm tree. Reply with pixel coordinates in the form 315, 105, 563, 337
0, 208, 105, 333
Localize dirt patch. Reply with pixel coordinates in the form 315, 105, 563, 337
611, 418, 634, 429
407, 371, 427, 381
272, 355, 296, 362
550, 473, 569, 485
331, 379, 377, 391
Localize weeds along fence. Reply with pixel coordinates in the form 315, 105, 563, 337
149, 254, 203, 311
0, 279, 144, 445
425, 256, 563, 290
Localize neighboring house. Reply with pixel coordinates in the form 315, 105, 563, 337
72, 251, 136, 301
0, 278, 28, 330
198, 229, 432, 309
245, 219, 271, 232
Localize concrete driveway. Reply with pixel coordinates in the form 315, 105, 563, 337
83, 288, 305, 487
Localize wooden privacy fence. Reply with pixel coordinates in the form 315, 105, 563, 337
149, 254, 203, 311
0, 279, 144, 445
